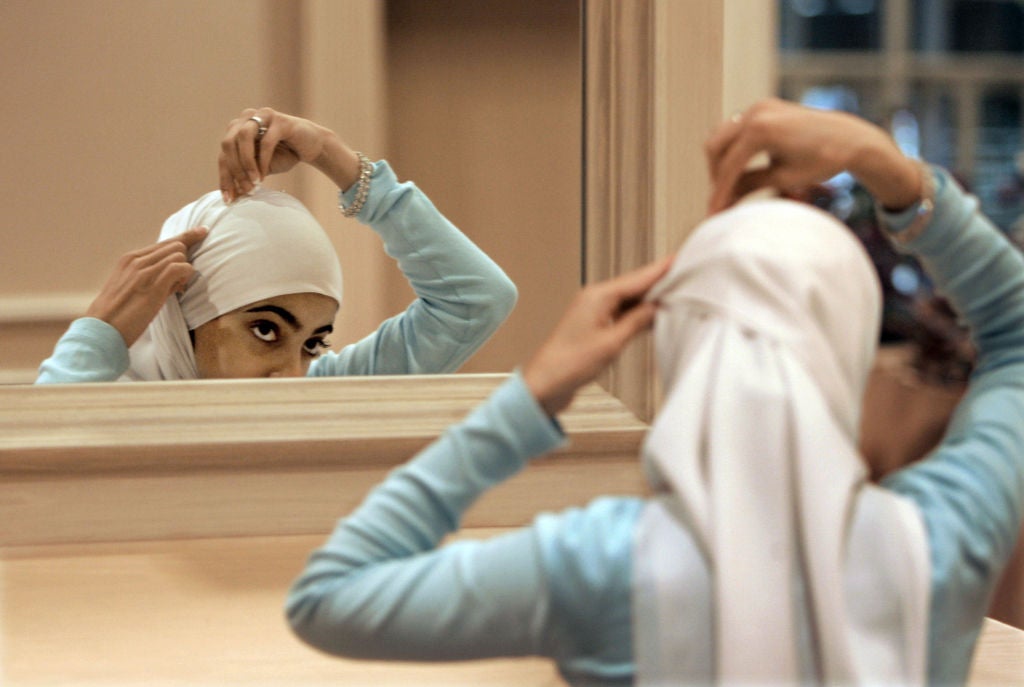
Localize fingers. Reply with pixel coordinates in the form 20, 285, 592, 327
704, 112, 748, 181
171, 225, 209, 248
154, 258, 196, 295
611, 300, 659, 342
87, 229, 201, 346
257, 125, 283, 180
706, 128, 769, 215
119, 227, 206, 274
597, 256, 674, 349
219, 107, 275, 202
522, 255, 673, 417
602, 254, 675, 304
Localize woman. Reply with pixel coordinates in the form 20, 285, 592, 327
285, 100, 1024, 685
36, 108, 517, 382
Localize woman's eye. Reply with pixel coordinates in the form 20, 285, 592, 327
304, 337, 329, 357
250, 321, 279, 343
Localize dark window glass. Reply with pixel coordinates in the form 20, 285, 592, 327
779, 0, 883, 51
914, 0, 1024, 53
977, 91, 1023, 231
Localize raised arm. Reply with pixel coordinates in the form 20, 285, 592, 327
220, 107, 517, 376
286, 258, 668, 663
707, 98, 1024, 569
311, 160, 518, 375
707, 98, 1024, 683
36, 227, 207, 384
878, 168, 1024, 681
705, 98, 922, 214
286, 372, 561, 660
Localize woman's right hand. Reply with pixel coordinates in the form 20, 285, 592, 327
705, 98, 922, 214
218, 107, 361, 203
85, 227, 208, 347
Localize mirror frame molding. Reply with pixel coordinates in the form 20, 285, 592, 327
585, 0, 724, 420
0, 0, 729, 547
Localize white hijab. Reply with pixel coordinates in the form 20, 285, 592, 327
124, 188, 344, 381
634, 199, 930, 685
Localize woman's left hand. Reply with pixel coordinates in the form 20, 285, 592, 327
218, 107, 361, 203
523, 255, 673, 416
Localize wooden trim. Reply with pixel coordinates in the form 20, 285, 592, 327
0, 374, 642, 477
583, 0, 724, 421
0, 374, 647, 545
584, 0, 656, 421
0, 293, 90, 325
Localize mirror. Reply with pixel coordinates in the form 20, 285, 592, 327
0, 0, 580, 382
1, 1, 754, 684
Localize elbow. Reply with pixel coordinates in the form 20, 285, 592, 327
495, 277, 518, 320
285, 589, 349, 658
480, 271, 518, 327
285, 589, 387, 661
285, 589, 321, 649
285, 577, 382, 660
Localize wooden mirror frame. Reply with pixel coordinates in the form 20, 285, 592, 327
0, 0, 730, 548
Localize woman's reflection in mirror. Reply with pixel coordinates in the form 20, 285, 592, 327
36, 108, 516, 383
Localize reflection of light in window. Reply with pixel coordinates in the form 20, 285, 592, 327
801, 85, 860, 113
832, 189, 856, 220
891, 264, 921, 295
838, 0, 876, 15
891, 109, 921, 159
790, 0, 827, 18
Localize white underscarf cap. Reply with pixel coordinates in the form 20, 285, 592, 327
124, 188, 343, 381
634, 198, 930, 685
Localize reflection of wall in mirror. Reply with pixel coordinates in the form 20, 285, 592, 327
0, 0, 580, 382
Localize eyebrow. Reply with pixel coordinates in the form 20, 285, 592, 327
245, 305, 334, 335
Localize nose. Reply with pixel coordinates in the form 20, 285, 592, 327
266, 353, 305, 379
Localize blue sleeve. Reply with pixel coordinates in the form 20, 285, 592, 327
309, 161, 517, 376
880, 168, 1024, 679
286, 372, 566, 661
35, 317, 129, 383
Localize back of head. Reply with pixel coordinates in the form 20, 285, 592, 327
636, 199, 928, 685
649, 197, 881, 439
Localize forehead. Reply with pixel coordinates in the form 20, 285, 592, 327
239, 292, 338, 322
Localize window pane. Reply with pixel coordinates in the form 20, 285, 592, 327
779, 0, 883, 51
977, 91, 1023, 232
913, 0, 1024, 53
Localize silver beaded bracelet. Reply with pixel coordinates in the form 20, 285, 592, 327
339, 152, 373, 217
884, 159, 936, 245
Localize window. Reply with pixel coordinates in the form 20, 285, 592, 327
778, 0, 1024, 380
779, 0, 1024, 236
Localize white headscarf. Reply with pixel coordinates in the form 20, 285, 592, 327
634, 199, 930, 685
124, 188, 344, 381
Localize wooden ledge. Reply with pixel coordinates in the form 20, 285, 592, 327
0, 374, 646, 477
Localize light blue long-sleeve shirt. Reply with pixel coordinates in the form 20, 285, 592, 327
286, 168, 1024, 686
35, 161, 517, 383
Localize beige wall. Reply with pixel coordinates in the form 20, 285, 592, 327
0, 0, 579, 381
0, 0, 302, 380
385, 0, 581, 372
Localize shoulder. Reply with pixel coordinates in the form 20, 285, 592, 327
36, 317, 129, 384
531, 496, 643, 667
533, 497, 643, 614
